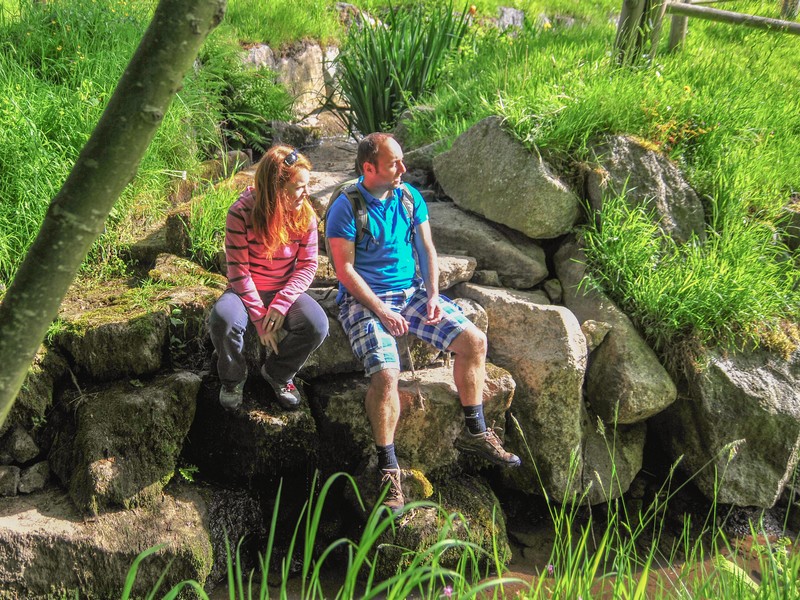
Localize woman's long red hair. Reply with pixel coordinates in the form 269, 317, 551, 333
252, 145, 315, 258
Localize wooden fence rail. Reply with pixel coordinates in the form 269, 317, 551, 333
615, 0, 800, 61
667, 2, 800, 34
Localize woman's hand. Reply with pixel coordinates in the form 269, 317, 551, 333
260, 309, 285, 353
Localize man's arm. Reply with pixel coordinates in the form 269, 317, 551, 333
413, 221, 443, 324
328, 237, 410, 336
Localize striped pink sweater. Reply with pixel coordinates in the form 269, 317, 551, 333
224, 187, 318, 338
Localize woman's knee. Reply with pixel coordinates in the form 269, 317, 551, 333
208, 302, 246, 345
296, 299, 329, 344
311, 308, 329, 344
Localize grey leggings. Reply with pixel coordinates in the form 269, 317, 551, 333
208, 290, 329, 387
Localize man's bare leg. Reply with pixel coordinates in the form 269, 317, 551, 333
449, 326, 521, 467
448, 326, 487, 408
365, 368, 401, 445
365, 368, 405, 512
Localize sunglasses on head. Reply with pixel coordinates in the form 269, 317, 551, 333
284, 149, 299, 166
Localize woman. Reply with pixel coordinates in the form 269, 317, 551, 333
208, 145, 328, 410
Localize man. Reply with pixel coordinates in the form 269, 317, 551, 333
326, 133, 521, 514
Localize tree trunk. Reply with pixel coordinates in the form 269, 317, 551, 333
0, 0, 226, 427
615, 0, 647, 64
648, 0, 670, 58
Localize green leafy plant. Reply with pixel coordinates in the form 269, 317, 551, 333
177, 463, 200, 483
336, 1, 471, 135
223, 67, 294, 153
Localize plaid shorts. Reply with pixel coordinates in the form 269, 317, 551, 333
339, 286, 471, 376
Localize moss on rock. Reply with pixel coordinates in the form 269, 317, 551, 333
374, 474, 511, 579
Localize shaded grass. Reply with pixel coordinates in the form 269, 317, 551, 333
188, 183, 240, 271
121, 439, 800, 599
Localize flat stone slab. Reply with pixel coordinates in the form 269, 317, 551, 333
0, 483, 262, 599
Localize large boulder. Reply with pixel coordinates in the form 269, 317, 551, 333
438, 254, 477, 290
0, 482, 262, 598
243, 42, 329, 117
428, 203, 548, 289
587, 135, 706, 244
147, 254, 227, 369
433, 116, 580, 239
582, 421, 646, 504
653, 348, 800, 508
451, 284, 591, 501
306, 138, 359, 216
555, 238, 677, 424
310, 365, 516, 477
48, 372, 200, 515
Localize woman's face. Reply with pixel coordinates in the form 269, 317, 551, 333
283, 168, 310, 212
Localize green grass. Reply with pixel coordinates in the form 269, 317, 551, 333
393, 0, 800, 355
124, 472, 521, 599
223, 0, 341, 47
120, 438, 800, 599
188, 183, 240, 271
0, 0, 222, 284
0, 0, 297, 287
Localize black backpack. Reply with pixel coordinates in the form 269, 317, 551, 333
322, 179, 416, 273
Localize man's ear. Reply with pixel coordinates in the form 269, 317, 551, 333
362, 161, 376, 176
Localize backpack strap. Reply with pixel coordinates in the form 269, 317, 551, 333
340, 183, 416, 246
342, 184, 370, 244
399, 184, 416, 245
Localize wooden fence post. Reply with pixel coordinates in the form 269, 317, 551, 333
615, 0, 647, 64
782, 0, 800, 19
668, 0, 691, 51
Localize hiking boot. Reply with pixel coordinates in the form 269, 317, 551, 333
219, 379, 244, 410
379, 468, 405, 514
261, 365, 301, 410
455, 426, 521, 468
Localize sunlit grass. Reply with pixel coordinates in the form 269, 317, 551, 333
398, 3, 800, 354
225, 0, 340, 47
188, 183, 240, 271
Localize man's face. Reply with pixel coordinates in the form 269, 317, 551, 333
366, 138, 407, 192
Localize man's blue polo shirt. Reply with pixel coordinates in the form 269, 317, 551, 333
325, 179, 428, 302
